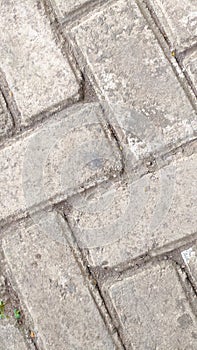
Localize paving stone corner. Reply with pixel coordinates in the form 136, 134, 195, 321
51, 0, 89, 20
107, 260, 197, 349
66, 151, 197, 268
0, 0, 80, 127
146, 0, 197, 52
0, 103, 122, 226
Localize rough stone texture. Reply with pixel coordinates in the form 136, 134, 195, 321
147, 0, 197, 51
67, 152, 197, 267
0, 0, 196, 348
0, 325, 28, 350
0, 91, 13, 139
108, 262, 197, 349
0, 0, 79, 126
0, 104, 121, 225
69, 0, 196, 157
182, 245, 197, 286
183, 50, 197, 93
2, 214, 115, 350
51, 0, 88, 19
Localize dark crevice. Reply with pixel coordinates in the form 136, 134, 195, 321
136, 0, 197, 109
62, 212, 126, 349
0, 89, 16, 131
172, 260, 197, 319
105, 122, 125, 175
0, 256, 39, 350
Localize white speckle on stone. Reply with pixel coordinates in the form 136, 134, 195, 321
181, 248, 196, 266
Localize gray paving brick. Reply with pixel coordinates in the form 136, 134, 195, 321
69, 0, 196, 156
147, 0, 197, 51
2, 214, 115, 350
0, 104, 121, 224
0, 0, 79, 126
0, 325, 28, 350
108, 262, 197, 349
51, 0, 88, 19
67, 152, 197, 267
0, 91, 13, 139
183, 50, 197, 93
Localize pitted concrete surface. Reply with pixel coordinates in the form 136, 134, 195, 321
0, 0, 196, 349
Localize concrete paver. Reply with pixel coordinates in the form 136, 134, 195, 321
0, 325, 28, 350
67, 152, 197, 267
147, 0, 197, 51
108, 262, 197, 349
0, 0, 79, 126
0, 0, 196, 349
69, 0, 196, 157
2, 214, 115, 350
0, 104, 121, 224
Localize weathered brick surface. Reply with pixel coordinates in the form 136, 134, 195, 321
183, 50, 197, 93
52, 0, 88, 19
0, 92, 13, 139
147, 0, 197, 51
108, 262, 197, 349
67, 152, 197, 267
0, 0, 196, 348
0, 325, 28, 350
0, 0, 79, 126
0, 104, 121, 225
69, 0, 196, 157
2, 214, 115, 350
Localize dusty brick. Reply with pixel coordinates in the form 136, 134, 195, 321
0, 92, 13, 139
0, 325, 28, 350
147, 0, 197, 51
108, 262, 197, 349
67, 152, 197, 267
69, 0, 196, 157
2, 214, 115, 350
0, 104, 121, 225
52, 0, 88, 19
0, 0, 79, 126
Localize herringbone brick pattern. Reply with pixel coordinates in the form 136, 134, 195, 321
0, 0, 196, 349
